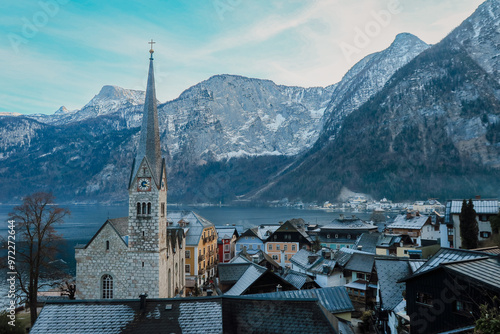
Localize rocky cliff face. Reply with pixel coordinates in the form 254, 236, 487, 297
0, 76, 334, 203
320, 33, 429, 143
257, 0, 500, 202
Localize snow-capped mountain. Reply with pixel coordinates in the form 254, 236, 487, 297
257, 0, 500, 202
320, 33, 429, 142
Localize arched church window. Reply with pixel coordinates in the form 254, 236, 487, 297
106, 240, 110, 250
142, 203, 146, 215
101, 274, 113, 299
136, 203, 141, 216
147, 203, 151, 215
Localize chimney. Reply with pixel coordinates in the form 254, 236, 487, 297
276, 284, 282, 292
357, 245, 363, 251
139, 293, 148, 310
416, 211, 420, 217
406, 212, 413, 220
308, 255, 318, 264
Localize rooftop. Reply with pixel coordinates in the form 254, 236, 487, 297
250, 287, 355, 314
31, 296, 337, 334
375, 259, 412, 311
387, 213, 430, 230
168, 210, 214, 246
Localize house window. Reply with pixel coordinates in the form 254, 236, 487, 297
284, 245, 288, 251
480, 231, 491, 238
257, 245, 261, 250
455, 300, 473, 314
249, 244, 253, 250
276, 245, 280, 251
185, 264, 190, 273
416, 292, 434, 306
106, 240, 110, 250
101, 275, 113, 299
186, 250, 191, 259
284, 254, 288, 261
142, 202, 146, 215
136, 203, 141, 216
147, 203, 151, 215
272, 255, 279, 260
327, 234, 330, 239
161, 203, 165, 217
224, 253, 230, 261
347, 234, 351, 239
292, 245, 296, 251
357, 273, 366, 280
224, 244, 230, 252
268, 244, 273, 251
335, 234, 339, 239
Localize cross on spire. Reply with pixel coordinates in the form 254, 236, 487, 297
148, 39, 156, 59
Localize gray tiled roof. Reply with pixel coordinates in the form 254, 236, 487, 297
31, 303, 136, 333
411, 248, 490, 276
344, 253, 375, 273
31, 296, 336, 334
279, 270, 312, 289
375, 259, 412, 311
322, 218, 377, 230
250, 287, 355, 314
168, 210, 214, 246
224, 264, 267, 296
388, 214, 430, 230
214, 226, 238, 241
218, 263, 252, 284
354, 233, 380, 253
443, 257, 500, 291
108, 217, 129, 237
289, 249, 322, 271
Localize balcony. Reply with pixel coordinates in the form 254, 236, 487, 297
209, 250, 215, 257
198, 254, 205, 262
199, 268, 205, 275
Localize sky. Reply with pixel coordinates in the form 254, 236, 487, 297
0, 0, 486, 115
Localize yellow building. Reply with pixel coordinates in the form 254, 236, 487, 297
169, 211, 217, 289
265, 221, 312, 266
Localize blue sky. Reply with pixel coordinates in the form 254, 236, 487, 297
0, 0, 485, 114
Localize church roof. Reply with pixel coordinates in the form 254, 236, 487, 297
131, 51, 163, 188
108, 217, 129, 237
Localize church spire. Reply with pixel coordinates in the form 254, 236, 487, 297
132, 40, 162, 187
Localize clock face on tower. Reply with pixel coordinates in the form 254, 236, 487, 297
137, 177, 151, 192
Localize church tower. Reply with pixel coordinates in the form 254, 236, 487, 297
127, 42, 168, 297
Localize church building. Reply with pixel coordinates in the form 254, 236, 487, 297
75, 44, 185, 299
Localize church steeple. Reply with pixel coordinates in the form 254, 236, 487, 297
131, 41, 163, 187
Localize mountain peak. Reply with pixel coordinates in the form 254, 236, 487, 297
54, 106, 70, 115
390, 32, 428, 49
85, 85, 146, 109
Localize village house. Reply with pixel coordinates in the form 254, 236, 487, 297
215, 226, 239, 263
290, 248, 344, 287
373, 258, 426, 334
217, 261, 296, 295
75, 48, 185, 300
235, 225, 279, 255
316, 215, 378, 250
265, 220, 313, 266
169, 211, 217, 290
386, 211, 440, 248
401, 248, 500, 334
443, 198, 499, 248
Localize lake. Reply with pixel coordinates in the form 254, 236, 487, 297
0, 204, 384, 271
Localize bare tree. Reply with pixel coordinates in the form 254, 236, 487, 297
8, 192, 70, 327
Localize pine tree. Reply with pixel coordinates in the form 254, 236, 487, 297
459, 199, 479, 249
